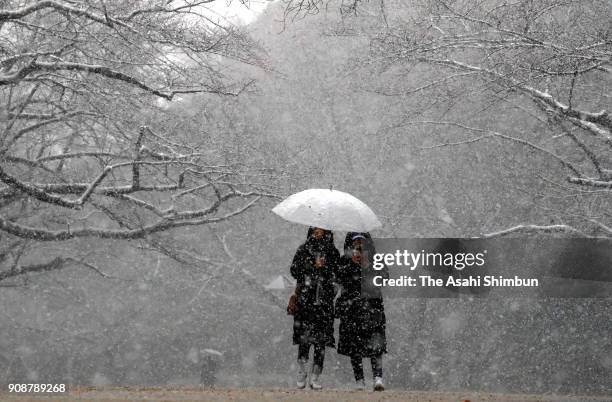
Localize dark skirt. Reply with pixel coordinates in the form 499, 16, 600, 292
292, 279, 336, 347
337, 297, 387, 357
292, 302, 335, 347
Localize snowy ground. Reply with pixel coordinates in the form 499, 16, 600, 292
1, 387, 611, 402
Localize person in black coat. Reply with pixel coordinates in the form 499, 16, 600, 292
289, 226, 340, 389
335, 232, 388, 391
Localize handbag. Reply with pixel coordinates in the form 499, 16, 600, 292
287, 284, 302, 316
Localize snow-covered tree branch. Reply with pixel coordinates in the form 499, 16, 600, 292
366, 0, 611, 237
0, 1, 278, 277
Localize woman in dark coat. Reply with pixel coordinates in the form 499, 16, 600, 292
335, 232, 388, 391
289, 226, 340, 389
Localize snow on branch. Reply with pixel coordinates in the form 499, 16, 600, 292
0, 1, 273, 244
567, 177, 612, 189
0, 196, 263, 241
482, 224, 589, 238
418, 58, 611, 140
12, 61, 219, 101
411, 120, 582, 176
0, 256, 115, 282
0, 165, 83, 209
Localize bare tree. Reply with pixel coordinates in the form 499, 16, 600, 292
282, 0, 367, 24
0, 0, 277, 280
365, 0, 611, 237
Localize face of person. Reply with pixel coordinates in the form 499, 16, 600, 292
351, 246, 363, 264
351, 250, 361, 264
312, 228, 326, 240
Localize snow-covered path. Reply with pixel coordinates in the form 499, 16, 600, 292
2, 387, 610, 402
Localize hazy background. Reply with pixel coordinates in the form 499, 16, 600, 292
1, 0, 611, 395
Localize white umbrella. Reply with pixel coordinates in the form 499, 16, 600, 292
271, 188, 382, 232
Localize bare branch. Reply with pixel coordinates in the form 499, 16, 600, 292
0, 256, 64, 281
0, 165, 83, 209
589, 219, 612, 236
418, 58, 611, 136
0, 255, 115, 282
0, 196, 264, 241
482, 224, 589, 238
411, 121, 582, 176
567, 177, 612, 189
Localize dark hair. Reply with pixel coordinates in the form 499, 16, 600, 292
307, 226, 334, 244
344, 232, 375, 258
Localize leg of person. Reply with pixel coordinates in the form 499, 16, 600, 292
298, 342, 311, 362
350, 355, 365, 390
371, 354, 384, 391
309, 344, 325, 390
296, 343, 310, 389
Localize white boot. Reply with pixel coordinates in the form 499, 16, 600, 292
296, 359, 307, 389
373, 376, 384, 391
310, 365, 322, 390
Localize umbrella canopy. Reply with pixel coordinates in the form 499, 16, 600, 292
271, 188, 382, 232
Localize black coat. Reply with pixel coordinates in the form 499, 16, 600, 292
335, 233, 388, 357
289, 229, 340, 347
